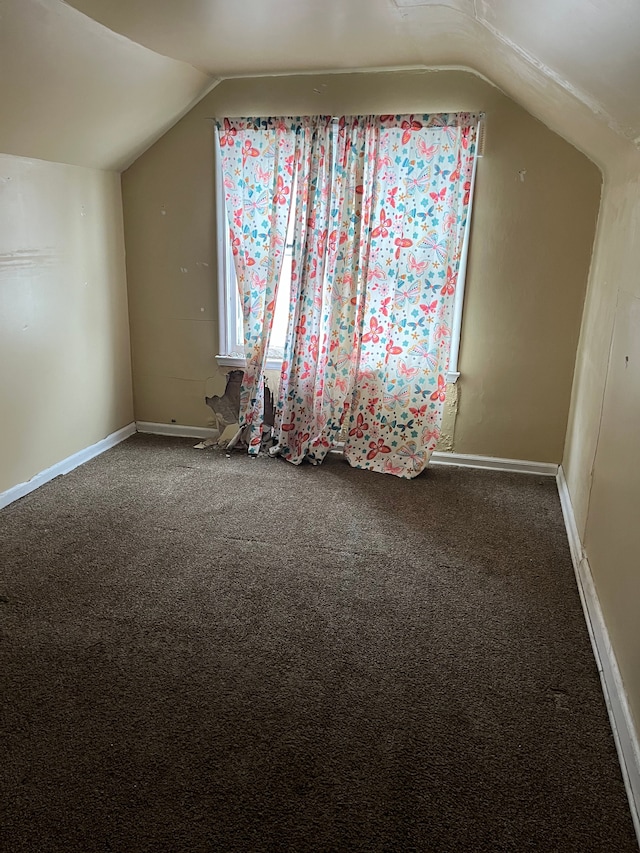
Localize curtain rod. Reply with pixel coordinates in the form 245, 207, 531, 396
205, 112, 486, 121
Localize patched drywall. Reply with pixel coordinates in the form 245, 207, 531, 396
438, 383, 459, 453
122, 69, 600, 463
0, 153, 133, 494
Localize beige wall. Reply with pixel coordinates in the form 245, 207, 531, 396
0, 153, 133, 495
454, 98, 601, 460
563, 150, 640, 733
122, 69, 601, 462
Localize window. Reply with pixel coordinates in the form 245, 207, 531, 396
215, 121, 482, 383
215, 135, 295, 371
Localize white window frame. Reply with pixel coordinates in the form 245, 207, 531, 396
214, 121, 482, 383
447, 128, 480, 383
214, 134, 287, 372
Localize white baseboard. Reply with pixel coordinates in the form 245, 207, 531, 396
136, 421, 219, 440
330, 445, 558, 477
0, 422, 136, 511
430, 451, 558, 477
557, 466, 640, 843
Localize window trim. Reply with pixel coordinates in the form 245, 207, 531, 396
214, 121, 481, 383
447, 127, 480, 383
215, 132, 245, 368
214, 134, 287, 372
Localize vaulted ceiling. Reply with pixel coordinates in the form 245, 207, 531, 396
2, 0, 639, 171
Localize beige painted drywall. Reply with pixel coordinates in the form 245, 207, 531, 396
453, 91, 601, 461
563, 149, 640, 733
123, 69, 600, 462
0, 153, 133, 495
0, 0, 212, 171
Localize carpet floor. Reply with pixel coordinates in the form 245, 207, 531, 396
0, 434, 637, 852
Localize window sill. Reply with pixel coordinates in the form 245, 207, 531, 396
216, 354, 283, 372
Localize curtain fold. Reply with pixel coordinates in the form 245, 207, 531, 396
215, 117, 300, 452
274, 113, 478, 477
275, 116, 377, 463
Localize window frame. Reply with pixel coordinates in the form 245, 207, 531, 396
215, 133, 289, 372
214, 121, 482, 383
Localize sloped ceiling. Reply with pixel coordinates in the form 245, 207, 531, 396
3, 0, 639, 171
0, 0, 214, 170
476, 0, 640, 141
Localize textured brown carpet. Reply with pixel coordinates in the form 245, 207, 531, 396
0, 434, 637, 852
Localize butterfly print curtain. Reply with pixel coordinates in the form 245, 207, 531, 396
274, 113, 478, 478
218, 113, 478, 476
215, 117, 300, 451
274, 116, 377, 462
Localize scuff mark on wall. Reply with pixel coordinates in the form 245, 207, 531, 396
436, 381, 459, 452
0, 248, 58, 271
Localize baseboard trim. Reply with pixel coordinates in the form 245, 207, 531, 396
557, 466, 640, 843
136, 421, 218, 440
430, 451, 558, 477
332, 445, 557, 477
0, 423, 136, 511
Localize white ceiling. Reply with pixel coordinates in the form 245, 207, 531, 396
1, 0, 639, 170
476, 0, 640, 140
